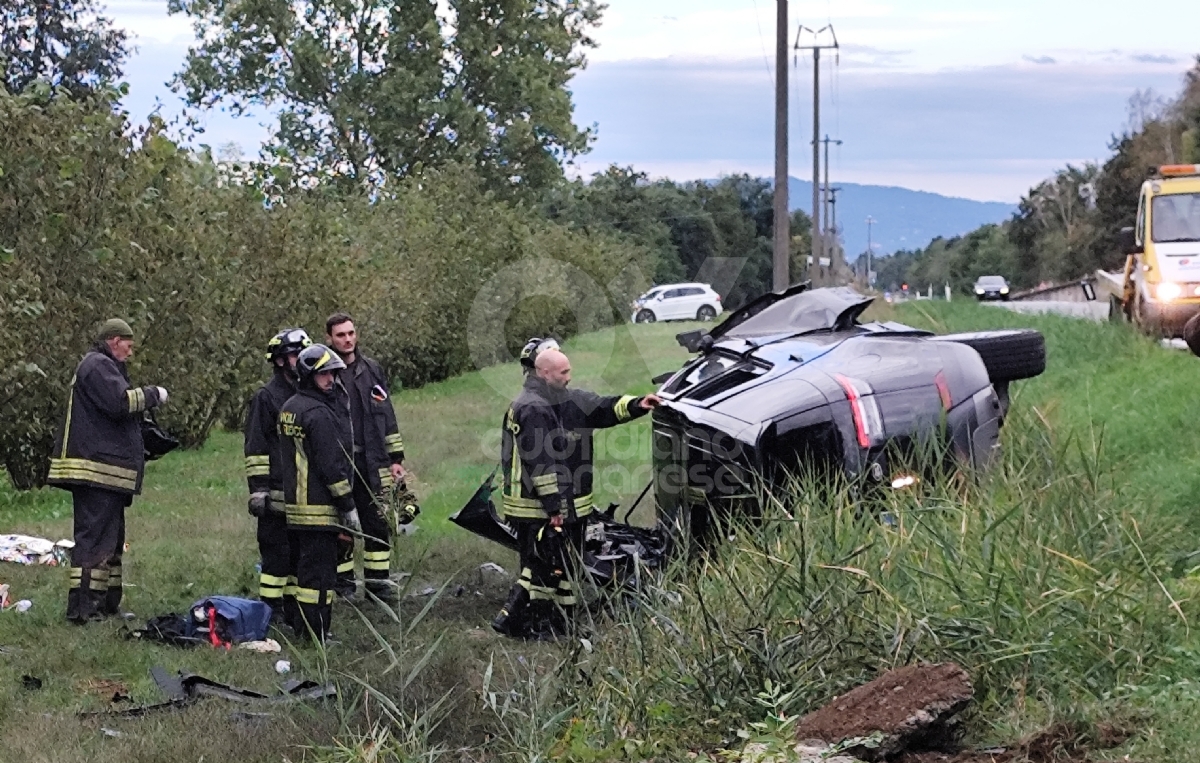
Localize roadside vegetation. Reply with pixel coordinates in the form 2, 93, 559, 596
3, 305, 1200, 761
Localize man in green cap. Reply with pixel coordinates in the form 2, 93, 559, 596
47, 318, 169, 623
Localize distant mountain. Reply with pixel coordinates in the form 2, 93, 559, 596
785, 178, 1016, 258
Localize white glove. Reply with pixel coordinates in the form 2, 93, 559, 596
156, 386, 169, 405
342, 509, 362, 533
248, 492, 270, 517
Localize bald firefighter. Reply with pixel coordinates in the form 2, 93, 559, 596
491, 338, 661, 639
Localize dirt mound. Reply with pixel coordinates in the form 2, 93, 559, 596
793, 662, 973, 761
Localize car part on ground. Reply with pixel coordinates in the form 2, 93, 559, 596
449, 476, 668, 595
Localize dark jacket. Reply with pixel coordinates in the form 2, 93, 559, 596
342, 352, 404, 493
243, 370, 295, 509
279, 386, 355, 531
47, 343, 163, 495
500, 375, 648, 522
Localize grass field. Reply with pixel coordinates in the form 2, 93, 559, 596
1, 304, 1200, 761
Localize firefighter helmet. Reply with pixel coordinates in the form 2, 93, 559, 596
266, 328, 312, 361
519, 336, 560, 374
295, 344, 346, 384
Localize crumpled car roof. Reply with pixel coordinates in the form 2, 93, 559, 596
710, 285, 875, 340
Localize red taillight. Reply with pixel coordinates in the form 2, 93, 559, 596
934, 371, 952, 411
835, 374, 882, 449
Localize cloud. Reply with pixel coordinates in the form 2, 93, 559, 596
107, 0, 192, 45
570, 56, 1189, 202
1132, 53, 1178, 64
1022, 55, 1057, 65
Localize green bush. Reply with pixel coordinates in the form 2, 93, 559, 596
0, 89, 653, 488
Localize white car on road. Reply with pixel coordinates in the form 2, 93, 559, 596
631, 283, 723, 323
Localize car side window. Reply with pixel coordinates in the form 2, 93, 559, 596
682, 287, 704, 296
663, 289, 683, 299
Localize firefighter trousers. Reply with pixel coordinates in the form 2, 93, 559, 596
336, 456, 393, 594
67, 486, 131, 623
256, 509, 295, 625
289, 527, 338, 642
503, 518, 584, 632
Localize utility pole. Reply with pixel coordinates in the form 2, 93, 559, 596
828, 186, 841, 242
772, 0, 789, 292
796, 26, 838, 285
821, 135, 842, 278
865, 215, 876, 288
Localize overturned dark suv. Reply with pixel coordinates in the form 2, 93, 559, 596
453, 285, 1045, 586
652, 285, 1045, 535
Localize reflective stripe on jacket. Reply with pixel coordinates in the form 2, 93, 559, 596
244, 371, 295, 509
500, 375, 647, 521
279, 387, 355, 531
342, 353, 405, 493
47, 344, 162, 495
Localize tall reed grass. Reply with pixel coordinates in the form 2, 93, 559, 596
314, 385, 1197, 761
551, 407, 1191, 756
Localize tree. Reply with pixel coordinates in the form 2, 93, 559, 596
1180, 56, 1200, 163
169, 0, 600, 194
1009, 164, 1101, 284
0, 0, 127, 97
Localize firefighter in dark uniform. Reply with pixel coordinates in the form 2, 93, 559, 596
244, 328, 312, 624
47, 319, 168, 623
325, 312, 413, 602
491, 338, 661, 638
279, 344, 357, 642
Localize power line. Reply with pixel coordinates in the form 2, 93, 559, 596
749, 0, 775, 82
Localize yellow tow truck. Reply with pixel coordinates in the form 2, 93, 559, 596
1112, 164, 1200, 337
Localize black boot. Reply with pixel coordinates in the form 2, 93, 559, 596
523, 601, 569, 642
334, 574, 358, 602
365, 581, 398, 603
491, 585, 530, 637
102, 562, 123, 616
66, 567, 107, 624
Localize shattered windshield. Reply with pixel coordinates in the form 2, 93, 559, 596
1152, 193, 1200, 243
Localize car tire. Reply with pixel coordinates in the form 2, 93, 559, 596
635, 309, 656, 324
696, 305, 717, 321
933, 329, 1046, 382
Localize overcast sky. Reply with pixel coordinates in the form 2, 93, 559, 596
110, 0, 1196, 202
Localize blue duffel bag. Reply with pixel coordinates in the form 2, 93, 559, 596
188, 596, 272, 647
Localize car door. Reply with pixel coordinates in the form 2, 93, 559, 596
658, 288, 684, 319
676, 289, 700, 319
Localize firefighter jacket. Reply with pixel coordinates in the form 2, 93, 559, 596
500, 375, 649, 522
243, 369, 296, 509
342, 352, 405, 493
47, 343, 164, 495
279, 386, 355, 531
